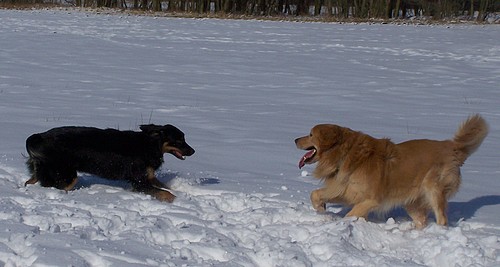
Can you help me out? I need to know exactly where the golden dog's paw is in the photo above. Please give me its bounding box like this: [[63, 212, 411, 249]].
[[310, 190, 327, 212], [312, 202, 327, 213]]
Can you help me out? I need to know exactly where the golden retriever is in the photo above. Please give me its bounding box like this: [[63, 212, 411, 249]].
[[295, 115, 488, 228]]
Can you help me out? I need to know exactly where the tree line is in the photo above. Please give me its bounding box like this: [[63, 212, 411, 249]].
[[2, 0, 499, 21]]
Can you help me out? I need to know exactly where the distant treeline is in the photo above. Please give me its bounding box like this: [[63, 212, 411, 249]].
[[2, 0, 499, 20]]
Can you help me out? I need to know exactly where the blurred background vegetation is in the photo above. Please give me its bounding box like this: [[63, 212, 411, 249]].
[[1, 0, 499, 21]]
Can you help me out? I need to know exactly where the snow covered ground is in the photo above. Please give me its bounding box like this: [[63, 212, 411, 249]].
[[0, 8, 499, 266]]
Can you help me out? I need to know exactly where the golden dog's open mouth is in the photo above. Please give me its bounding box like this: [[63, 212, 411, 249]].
[[299, 148, 317, 169]]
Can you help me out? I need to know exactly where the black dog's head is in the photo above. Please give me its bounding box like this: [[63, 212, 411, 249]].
[[140, 124, 195, 160]]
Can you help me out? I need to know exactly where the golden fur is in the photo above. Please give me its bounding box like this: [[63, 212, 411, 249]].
[[295, 114, 488, 228]]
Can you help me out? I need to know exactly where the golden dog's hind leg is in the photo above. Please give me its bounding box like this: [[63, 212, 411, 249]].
[[405, 202, 429, 229], [429, 191, 448, 226], [346, 199, 379, 219]]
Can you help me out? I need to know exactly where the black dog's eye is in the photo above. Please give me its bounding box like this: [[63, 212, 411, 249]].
[[173, 139, 184, 145]]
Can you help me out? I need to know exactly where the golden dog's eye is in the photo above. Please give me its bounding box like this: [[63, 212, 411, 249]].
[[309, 133, 312, 137]]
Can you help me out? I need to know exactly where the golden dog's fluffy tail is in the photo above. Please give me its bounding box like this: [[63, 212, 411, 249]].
[[453, 114, 489, 165]]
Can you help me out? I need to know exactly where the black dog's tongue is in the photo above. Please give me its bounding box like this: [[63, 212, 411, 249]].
[[174, 150, 186, 160], [299, 149, 316, 169]]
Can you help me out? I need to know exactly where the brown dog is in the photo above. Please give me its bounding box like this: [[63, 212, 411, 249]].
[[295, 115, 488, 228]]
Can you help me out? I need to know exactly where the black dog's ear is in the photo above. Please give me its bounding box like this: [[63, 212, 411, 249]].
[[140, 124, 162, 136], [162, 124, 178, 132], [162, 125, 185, 137]]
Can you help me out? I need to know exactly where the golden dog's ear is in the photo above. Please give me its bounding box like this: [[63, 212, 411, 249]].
[[314, 124, 343, 149]]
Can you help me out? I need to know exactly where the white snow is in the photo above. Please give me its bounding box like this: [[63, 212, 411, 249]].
[[1, 8, 500, 266]]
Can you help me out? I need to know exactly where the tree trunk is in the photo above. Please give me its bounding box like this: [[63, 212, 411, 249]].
[[326, 0, 332, 15], [314, 0, 322, 15], [152, 0, 161, 10], [469, 0, 474, 17], [394, 0, 400, 18]]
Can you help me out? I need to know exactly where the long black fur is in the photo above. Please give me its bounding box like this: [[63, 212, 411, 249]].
[[25, 124, 194, 201]]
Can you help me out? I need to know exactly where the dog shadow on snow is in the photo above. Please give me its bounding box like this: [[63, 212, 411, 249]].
[[73, 172, 179, 190], [447, 195, 500, 224], [73, 171, 220, 190], [325, 195, 500, 226]]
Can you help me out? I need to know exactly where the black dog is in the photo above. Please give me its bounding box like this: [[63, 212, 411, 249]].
[[25, 124, 195, 202]]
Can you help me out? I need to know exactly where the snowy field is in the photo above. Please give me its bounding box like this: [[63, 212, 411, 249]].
[[0, 9, 499, 266]]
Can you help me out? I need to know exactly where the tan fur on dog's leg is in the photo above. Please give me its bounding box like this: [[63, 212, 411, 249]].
[[152, 190, 176, 203], [430, 192, 448, 226], [24, 176, 38, 186], [405, 203, 428, 229], [146, 167, 169, 189], [145, 167, 176, 202], [63, 177, 78, 191], [310, 189, 327, 212], [346, 199, 379, 219]]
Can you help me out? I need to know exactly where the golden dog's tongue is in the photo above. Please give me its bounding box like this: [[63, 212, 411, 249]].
[[299, 149, 316, 169]]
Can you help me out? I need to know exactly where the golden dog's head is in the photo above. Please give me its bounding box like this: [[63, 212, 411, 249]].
[[295, 124, 344, 169]]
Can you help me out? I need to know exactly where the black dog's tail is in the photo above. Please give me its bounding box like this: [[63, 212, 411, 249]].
[[26, 134, 44, 159]]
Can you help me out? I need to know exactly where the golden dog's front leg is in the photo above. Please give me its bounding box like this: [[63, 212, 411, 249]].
[[345, 199, 379, 219], [310, 189, 327, 212], [311, 186, 346, 212]]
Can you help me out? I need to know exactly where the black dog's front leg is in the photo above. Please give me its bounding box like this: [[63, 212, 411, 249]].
[[130, 168, 176, 202]]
